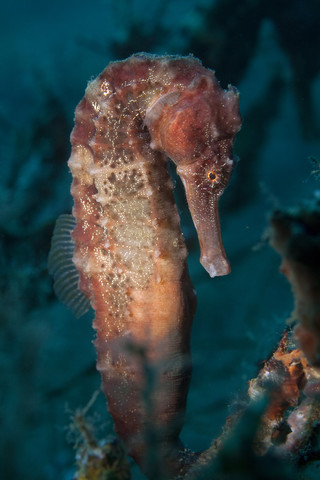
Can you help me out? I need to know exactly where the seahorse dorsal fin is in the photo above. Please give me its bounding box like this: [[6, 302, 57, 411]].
[[48, 214, 91, 318]]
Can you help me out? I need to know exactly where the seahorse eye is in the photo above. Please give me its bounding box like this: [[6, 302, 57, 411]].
[[207, 171, 218, 183]]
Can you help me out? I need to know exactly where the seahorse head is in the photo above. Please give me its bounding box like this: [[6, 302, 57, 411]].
[[145, 73, 241, 277]]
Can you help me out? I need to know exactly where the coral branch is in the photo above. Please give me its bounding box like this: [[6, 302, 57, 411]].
[[68, 392, 131, 480], [269, 200, 320, 366]]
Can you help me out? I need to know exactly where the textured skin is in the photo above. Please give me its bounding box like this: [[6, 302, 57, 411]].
[[68, 54, 241, 475]]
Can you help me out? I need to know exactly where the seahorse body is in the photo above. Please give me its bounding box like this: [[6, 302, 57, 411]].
[[68, 54, 241, 476]]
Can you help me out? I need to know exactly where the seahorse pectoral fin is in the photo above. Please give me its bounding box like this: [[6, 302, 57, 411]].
[[48, 214, 91, 318], [177, 167, 230, 278]]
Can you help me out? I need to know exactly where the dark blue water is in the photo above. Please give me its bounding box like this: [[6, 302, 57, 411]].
[[1, 1, 319, 478]]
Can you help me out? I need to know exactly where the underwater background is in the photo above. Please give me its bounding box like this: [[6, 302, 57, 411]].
[[1, 0, 320, 478]]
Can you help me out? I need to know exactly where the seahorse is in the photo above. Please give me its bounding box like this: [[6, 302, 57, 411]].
[[49, 54, 241, 477]]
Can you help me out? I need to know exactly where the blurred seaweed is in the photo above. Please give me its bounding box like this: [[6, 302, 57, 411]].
[[0, 80, 75, 479]]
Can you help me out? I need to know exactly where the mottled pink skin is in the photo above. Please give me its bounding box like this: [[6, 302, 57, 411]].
[[69, 54, 240, 476]]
